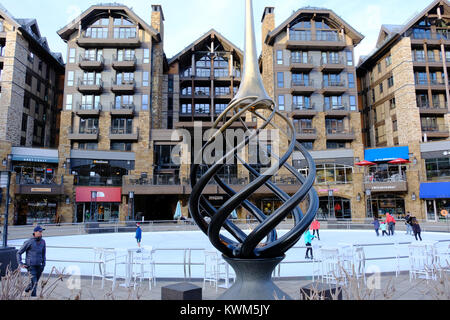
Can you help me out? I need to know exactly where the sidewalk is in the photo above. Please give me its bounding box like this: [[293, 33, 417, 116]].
[[14, 272, 449, 300]]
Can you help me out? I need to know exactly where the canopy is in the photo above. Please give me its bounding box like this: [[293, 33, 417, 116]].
[[355, 160, 376, 166], [388, 158, 411, 164]]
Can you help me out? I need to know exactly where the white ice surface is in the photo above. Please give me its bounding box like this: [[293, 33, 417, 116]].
[[10, 230, 450, 279]]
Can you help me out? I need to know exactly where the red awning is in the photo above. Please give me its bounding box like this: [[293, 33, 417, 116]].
[[76, 187, 122, 203], [388, 158, 411, 164], [355, 160, 376, 166]]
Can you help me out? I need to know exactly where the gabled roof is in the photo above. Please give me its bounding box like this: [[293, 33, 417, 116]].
[[168, 29, 244, 65], [358, 0, 450, 70], [0, 5, 64, 67], [265, 6, 364, 46], [57, 3, 161, 42]]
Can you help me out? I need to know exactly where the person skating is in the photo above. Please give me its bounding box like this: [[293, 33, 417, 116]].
[[304, 229, 316, 260], [405, 212, 413, 235], [386, 213, 396, 236], [412, 218, 422, 241], [371, 217, 380, 236], [380, 221, 388, 236], [310, 219, 321, 240], [16, 225, 46, 297], [135, 223, 142, 252]]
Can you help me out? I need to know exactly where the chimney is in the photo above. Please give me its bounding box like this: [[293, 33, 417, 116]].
[[151, 4, 165, 40]]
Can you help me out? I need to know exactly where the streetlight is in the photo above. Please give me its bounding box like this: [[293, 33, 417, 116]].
[[0, 154, 18, 277]]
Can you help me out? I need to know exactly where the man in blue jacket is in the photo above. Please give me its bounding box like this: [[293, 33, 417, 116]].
[[17, 225, 46, 297]]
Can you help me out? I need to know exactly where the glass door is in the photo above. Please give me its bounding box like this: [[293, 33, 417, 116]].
[[426, 200, 436, 222]]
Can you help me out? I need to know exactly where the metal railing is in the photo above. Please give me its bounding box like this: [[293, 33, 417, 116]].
[[79, 54, 104, 64], [111, 78, 136, 86], [326, 128, 355, 135], [69, 127, 99, 135], [112, 54, 137, 63], [289, 31, 312, 41], [290, 55, 313, 65], [320, 56, 345, 65], [15, 174, 64, 185], [322, 80, 346, 88], [77, 103, 102, 111], [74, 175, 122, 186], [78, 78, 103, 87], [324, 104, 349, 111], [292, 103, 316, 111], [291, 79, 314, 87], [417, 103, 447, 110], [364, 172, 406, 183], [111, 102, 135, 110], [422, 124, 449, 132]]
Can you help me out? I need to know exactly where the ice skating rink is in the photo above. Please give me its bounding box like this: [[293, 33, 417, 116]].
[[10, 230, 450, 279]]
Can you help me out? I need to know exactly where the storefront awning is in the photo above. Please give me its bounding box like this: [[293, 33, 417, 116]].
[[364, 146, 409, 162], [11, 155, 59, 163], [420, 182, 450, 199]]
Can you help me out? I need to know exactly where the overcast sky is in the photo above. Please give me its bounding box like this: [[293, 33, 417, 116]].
[[2, 0, 430, 63]]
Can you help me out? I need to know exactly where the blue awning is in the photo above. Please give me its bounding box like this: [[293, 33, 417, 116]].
[[364, 146, 409, 162], [420, 182, 450, 199], [11, 155, 59, 163]]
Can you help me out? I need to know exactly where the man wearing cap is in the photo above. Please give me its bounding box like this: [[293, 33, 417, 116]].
[[16, 225, 47, 297]]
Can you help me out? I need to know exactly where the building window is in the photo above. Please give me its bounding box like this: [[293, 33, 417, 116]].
[[78, 142, 98, 150], [25, 72, 33, 86], [293, 96, 311, 110], [195, 104, 210, 114], [27, 52, 34, 63], [23, 96, 31, 109], [426, 158, 450, 181], [389, 98, 396, 109], [277, 50, 283, 65], [111, 142, 132, 151], [300, 142, 313, 150], [142, 94, 149, 110], [21, 113, 28, 132], [326, 141, 346, 149], [115, 95, 134, 109], [346, 51, 353, 66], [385, 54, 392, 67], [66, 94, 73, 110], [143, 48, 150, 63], [379, 82, 383, 94], [377, 63, 381, 73], [392, 120, 398, 132], [348, 73, 355, 88], [142, 72, 149, 87], [349, 96, 357, 111], [387, 76, 394, 88], [278, 95, 285, 111], [86, 27, 108, 39], [277, 72, 284, 88], [67, 71, 74, 86], [181, 104, 192, 114]]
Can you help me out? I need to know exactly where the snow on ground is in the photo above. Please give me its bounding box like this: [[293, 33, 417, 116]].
[[9, 230, 450, 279]]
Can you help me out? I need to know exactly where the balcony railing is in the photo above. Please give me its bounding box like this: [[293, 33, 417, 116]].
[[110, 127, 135, 135], [289, 31, 312, 41], [364, 172, 406, 184], [316, 32, 343, 42], [111, 102, 135, 110], [78, 78, 103, 87], [421, 124, 449, 132], [320, 56, 345, 65], [417, 103, 447, 110], [324, 104, 348, 111], [78, 103, 102, 111], [74, 176, 123, 186], [291, 79, 314, 87], [326, 128, 354, 135], [415, 79, 447, 86], [322, 80, 346, 88], [79, 54, 104, 64], [112, 54, 137, 63], [295, 127, 316, 135], [16, 175, 64, 185], [196, 69, 211, 77], [290, 55, 313, 65], [292, 103, 315, 111], [77, 127, 99, 135], [214, 69, 229, 78]]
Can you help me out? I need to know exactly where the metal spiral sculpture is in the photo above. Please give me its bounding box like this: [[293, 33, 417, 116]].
[[189, 0, 319, 260]]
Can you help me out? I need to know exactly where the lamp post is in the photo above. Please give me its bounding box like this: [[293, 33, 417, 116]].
[[0, 154, 18, 277]]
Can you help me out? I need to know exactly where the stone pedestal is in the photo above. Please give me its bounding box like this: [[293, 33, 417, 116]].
[[161, 282, 202, 300], [300, 282, 342, 300], [218, 255, 291, 300], [0, 246, 18, 277]]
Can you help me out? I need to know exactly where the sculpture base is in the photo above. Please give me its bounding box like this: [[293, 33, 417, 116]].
[[0, 247, 18, 278], [218, 255, 291, 300]]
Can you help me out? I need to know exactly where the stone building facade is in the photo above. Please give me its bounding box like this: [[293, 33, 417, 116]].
[[357, 0, 450, 221]]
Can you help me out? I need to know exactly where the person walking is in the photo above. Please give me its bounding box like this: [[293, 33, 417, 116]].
[[405, 212, 413, 235], [371, 217, 380, 236], [304, 229, 316, 260], [380, 221, 388, 236], [310, 219, 321, 240], [412, 218, 422, 241], [16, 225, 46, 297], [135, 223, 142, 251]]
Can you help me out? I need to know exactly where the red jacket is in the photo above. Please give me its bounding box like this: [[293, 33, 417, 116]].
[[310, 220, 320, 230]]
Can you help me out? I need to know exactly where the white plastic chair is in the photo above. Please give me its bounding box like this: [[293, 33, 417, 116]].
[[203, 250, 227, 292], [393, 240, 401, 277], [131, 246, 156, 290], [91, 247, 104, 286], [320, 247, 346, 285], [93, 248, 126, 290], [353, 246, 366, 285], [311, 242, 322, 282], [408, 243, 436, 282], [337, 242, 354, 275]]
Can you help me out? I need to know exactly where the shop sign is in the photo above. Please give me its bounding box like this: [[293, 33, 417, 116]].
[[76, 187, 122, 202], [31, 188, 52, 193], [93, 160, 109, 164]]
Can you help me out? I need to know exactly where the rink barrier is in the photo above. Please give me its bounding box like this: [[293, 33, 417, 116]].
[[3, 217, 450, 241], [9, 239, 450, 280]]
